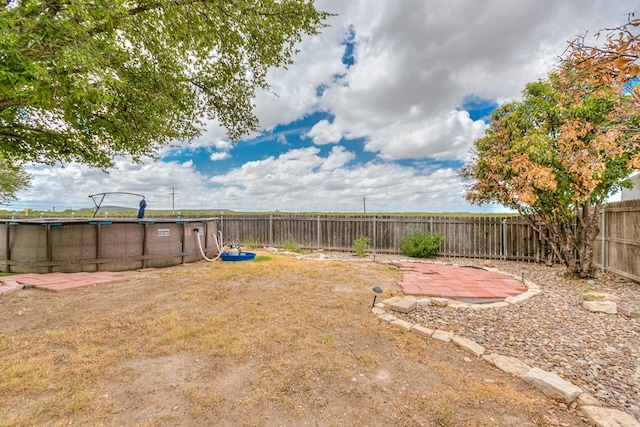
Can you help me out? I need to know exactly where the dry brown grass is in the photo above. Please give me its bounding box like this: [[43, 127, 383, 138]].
[[0, 252, 587, 426]]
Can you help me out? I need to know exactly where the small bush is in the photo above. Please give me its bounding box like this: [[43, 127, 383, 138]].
[[401, 231, 442, 258], [353, 236, 370, 258], [282, 237, 301, 253]]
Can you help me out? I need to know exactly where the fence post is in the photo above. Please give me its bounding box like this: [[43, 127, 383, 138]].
[[317, 214, 321, 250], [502, 218, 507, 260], [601, 205, 606, 272], [429, 217, 434, 234], [269, 212, 273, 247]]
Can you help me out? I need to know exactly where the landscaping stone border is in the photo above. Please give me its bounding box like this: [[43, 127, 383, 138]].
[[373, 294, 640, 427]]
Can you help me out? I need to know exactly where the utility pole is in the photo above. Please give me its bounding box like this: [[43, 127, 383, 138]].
[[363, 196, 367, 214], [170, 186, 177, 214]]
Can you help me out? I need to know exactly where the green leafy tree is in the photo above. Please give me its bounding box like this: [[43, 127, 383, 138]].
[[461, 75, 637, 278], [0, 0, 330, 169], [0, 154, 31, 204]]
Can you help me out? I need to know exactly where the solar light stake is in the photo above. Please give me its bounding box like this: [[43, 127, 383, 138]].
[[520, 266, 527, 283], [371, 286, 382, 307]]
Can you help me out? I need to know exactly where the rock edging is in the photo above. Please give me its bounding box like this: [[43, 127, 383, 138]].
[[582, 291, 640, 319], [372, 296, 640, 427]]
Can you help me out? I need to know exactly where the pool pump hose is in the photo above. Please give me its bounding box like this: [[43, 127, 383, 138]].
[[195, 228, 223, 262]]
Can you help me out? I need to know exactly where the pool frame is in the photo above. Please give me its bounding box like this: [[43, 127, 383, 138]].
[[0, 218, 219, 273]]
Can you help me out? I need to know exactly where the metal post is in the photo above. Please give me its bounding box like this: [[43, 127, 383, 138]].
[[372, 215, 377, 261], [180, 223, 186, 264], [142, 222, 148, 269], [203, 220, 209, 257], [46, 224, 52, 273], [96, 222, 102, 271], [269, 212, 273, 247]]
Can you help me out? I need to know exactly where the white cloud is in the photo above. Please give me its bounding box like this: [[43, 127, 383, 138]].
[[209, 152, 231, 161], [364, 110, 488, 161], [305, 119, 343, 145], [205, 147, 488, 213], [175, 0, 636, 160], [321, 146, 355, 171], [284, 0, 636, 163], [13, 148, 508, 213], [16, 158, 211, 211], [251, 19, 350, 130]]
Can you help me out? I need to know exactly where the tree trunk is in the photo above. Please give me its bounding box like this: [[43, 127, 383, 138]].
[[573, 202, 601, 278], [525, 202, 601, 279]]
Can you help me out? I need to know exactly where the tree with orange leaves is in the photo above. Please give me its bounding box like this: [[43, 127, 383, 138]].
[[563, 13, 640, 169], [460, 75, 637, 278]]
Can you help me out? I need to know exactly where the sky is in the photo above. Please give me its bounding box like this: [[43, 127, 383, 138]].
[[9, 0, 638, 214]]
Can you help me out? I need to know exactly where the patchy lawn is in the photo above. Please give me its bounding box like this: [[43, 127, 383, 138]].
[[0, 252, 587, 426]]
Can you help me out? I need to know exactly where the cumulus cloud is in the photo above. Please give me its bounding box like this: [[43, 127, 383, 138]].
[[321, 146, 356, 171], [210, 152, 231, 161], [18, 158, 211, 211], [301, 0, 634, 162], [304, 119, 343, 145], [364, 110, 488, 161], [205, 146, 484, 212]]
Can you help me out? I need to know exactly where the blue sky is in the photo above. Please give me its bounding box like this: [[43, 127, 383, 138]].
[[10, 0, 636, 213]]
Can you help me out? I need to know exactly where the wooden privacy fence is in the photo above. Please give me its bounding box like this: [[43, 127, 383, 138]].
[[593, 199, 640, 283], [218, 213, 548, 261], [3, 202, 638, 280]]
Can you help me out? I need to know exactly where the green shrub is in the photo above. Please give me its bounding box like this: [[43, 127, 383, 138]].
[[401, 231, 442, 258], [282, 237, 301, 253], [352, 236, 370, 258]]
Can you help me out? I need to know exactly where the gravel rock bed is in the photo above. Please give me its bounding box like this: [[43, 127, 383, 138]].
[[399, 257, 640, 420], [300, 251, 640, 420]]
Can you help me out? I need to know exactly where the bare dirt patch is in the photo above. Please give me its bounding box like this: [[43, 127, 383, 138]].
[[0, 252, 589, 426]]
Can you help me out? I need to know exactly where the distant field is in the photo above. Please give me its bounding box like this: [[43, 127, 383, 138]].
[[0, 209, 516, 218]]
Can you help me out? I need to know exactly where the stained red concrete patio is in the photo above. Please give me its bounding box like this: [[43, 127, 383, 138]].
[[393, 262, 527, 302], [0, 272, 126, 293]]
